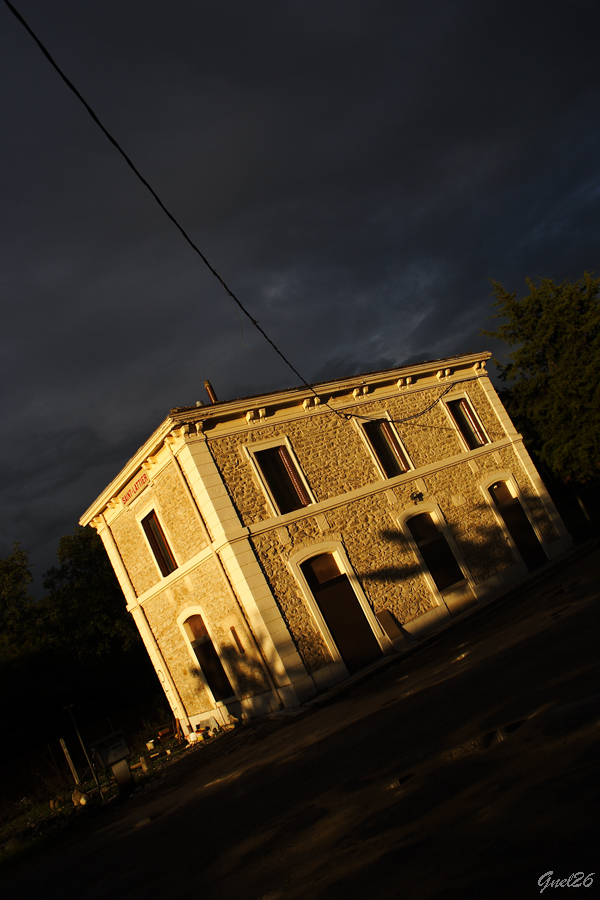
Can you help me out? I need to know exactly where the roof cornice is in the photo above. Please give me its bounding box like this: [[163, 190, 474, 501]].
[[80, 350, 491, 526], [170, 351, 492, 426], [80, 416, 176, 526]]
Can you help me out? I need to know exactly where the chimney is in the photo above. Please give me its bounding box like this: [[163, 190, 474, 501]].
[[204, 380, 218, 404]]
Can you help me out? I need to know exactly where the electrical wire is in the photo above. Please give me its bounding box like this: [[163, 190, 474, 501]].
[[3, 0, 327, 404], [4, 0, 484, 432]]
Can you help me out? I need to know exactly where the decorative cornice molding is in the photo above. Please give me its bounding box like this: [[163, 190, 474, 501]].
[[80, 351, 492, 527]]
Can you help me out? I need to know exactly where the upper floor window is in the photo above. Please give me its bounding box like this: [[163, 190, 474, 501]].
[[446, 397, 488, 450], [141, 510, 178, 577], [361, 419, 411, 478], [254, 444, 311, 515]]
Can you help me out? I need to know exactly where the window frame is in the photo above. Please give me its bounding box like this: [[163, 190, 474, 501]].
[[354, 414, 413, 480], [395, 503, 475, 604], [443, 393, 490, 452], [479, 471, 547, 566], [137, 506, 179, 579], [177, 606, 238, 706], [244, 436, 315, 518], [287, 541, 391, 667]]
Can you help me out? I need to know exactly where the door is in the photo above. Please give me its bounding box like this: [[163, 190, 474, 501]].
[[184, 614, 235, 702], [489, 481, 547, 571], [406, 512, 477, 616], [301, 553, 382, 674]]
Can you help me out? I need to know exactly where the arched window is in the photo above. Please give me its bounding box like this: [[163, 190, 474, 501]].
[[183, 614, 234, 702]]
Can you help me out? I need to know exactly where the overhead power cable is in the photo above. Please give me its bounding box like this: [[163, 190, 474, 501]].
[[3, 0, 322, 401], [5, 0, 484, 431]]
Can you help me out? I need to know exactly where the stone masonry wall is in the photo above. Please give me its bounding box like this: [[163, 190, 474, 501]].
[[248, 447, 550, 675], [208, 381, 506, 528], [143, 556, 271, 717], [109, 461, 208, 597], [152, 462, 208, 563], [110, 507, 158, 597]]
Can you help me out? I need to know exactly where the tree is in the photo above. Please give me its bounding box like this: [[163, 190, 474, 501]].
[[42, 525, 140, 661], [0, 543, 34, 636], [484, 273, 600, 485]]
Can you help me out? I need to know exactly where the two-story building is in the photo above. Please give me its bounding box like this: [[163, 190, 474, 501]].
[[80, 352, 571, 735]]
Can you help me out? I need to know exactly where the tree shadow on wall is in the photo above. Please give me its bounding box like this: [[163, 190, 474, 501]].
[[220, 644, 272, 696], [188, 644, 271, 700], [362, 498, 534, 586]]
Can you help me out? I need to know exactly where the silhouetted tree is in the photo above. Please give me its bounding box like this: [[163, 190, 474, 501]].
[[42, 525, 139, 661], [0, 543, 34, 635], [484, 273, 600, 485]]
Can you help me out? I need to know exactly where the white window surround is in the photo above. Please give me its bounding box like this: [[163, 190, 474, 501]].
[[243, 435, 316, 518], [393, 502, 475, 604], [442, 392, 490, 452], [176, 606, 239, 706], [478, 471, 547, 557], [352, 413, 413, 481], [134, 502, 180, 580], [287, 541, 391, 667]]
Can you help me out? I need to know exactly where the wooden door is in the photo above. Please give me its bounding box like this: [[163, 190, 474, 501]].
[[302, 554, 382, 674], [489, 482, 547, 571]]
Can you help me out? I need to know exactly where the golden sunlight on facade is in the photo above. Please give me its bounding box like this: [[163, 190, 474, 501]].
[[80, 352, 571, 736]]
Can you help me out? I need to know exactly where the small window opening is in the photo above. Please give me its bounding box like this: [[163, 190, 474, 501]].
[[362, 420, 411, 477], [141, 511, 177, 577], [254, 445, 311, 514], [447, 398, 488, 450]]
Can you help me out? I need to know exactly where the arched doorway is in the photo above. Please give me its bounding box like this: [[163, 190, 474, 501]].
[[301, 553, 382, 674], [183, 614, 235, 702], [407, 512, 465, 591], [489, 481, 547, 570], [406, 511, 476, 616]]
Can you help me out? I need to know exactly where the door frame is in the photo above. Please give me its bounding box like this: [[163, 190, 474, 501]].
[[394, 501, 476, 609], [288, 541, 393, 667], [479, 470, 548, 566]]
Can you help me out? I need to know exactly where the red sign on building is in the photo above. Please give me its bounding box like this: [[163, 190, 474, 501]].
[[120, 471, 149, 506]]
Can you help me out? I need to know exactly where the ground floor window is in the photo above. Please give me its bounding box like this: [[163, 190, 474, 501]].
[[183, 614, 235, 702]]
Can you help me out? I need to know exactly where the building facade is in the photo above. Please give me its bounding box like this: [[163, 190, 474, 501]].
[[80, 352, 571, 734]]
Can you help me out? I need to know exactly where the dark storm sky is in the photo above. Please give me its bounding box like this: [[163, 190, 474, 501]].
[[2, 0, 600, 592]]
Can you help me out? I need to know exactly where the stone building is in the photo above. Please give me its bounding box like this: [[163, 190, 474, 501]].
[[80, 351, 571, 734]]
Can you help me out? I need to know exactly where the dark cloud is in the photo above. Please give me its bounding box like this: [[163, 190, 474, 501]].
[[2, 0, 600, 592]]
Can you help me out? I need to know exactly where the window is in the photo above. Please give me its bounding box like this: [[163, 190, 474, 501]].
[[183, 614, 234, 702], [446, 398, 488, 450], [254, 445, 311, 514], [407, 512, 465, 592], [489, 481, 547, 570], [361, 419, 411, 477], [141, 510, 178, 577]]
